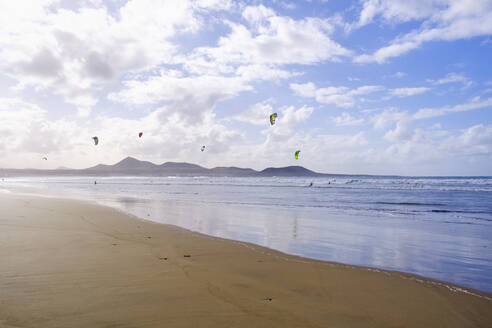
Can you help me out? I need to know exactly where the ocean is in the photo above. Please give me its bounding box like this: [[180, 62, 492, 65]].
[[2, 175, 492, 293]]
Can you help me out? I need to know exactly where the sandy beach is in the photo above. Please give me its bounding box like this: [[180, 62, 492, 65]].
[[1, 192, 491, 328]]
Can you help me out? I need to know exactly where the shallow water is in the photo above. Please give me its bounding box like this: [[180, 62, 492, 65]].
[[2, 175, 492, 293]]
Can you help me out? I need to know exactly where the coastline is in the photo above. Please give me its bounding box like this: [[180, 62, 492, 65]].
[[1, 191, 491, 327]]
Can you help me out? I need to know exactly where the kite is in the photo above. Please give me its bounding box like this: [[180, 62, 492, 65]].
[[294, 150, 300, 160], [269, 113, 277, 126], [201, 146, 206, 152], [92, 136, 99, 146], [139, 132, 143, 138]]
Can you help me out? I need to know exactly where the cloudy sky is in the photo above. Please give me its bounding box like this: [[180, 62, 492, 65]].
[[1, 0, 491, 175]]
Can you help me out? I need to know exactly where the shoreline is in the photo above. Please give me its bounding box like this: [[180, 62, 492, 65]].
[[2, 184, 492, 299], [4, 183, 492, 295], [1, 191, 491, 327]]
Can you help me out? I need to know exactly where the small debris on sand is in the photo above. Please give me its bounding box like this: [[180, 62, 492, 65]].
[[159, 257, 168, 260], [183, 254, 191, 258], [263, 298, 273, 301]]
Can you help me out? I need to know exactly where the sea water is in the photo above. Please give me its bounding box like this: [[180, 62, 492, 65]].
[[2, 175, 492, 293]]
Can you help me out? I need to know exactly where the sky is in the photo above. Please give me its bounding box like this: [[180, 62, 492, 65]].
[[0, 0, 491, 175]]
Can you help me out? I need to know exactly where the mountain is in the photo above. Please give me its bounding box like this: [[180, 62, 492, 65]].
[[87, 156, 157, 171], [0, 157, 329, 177], [210, 167, 257, 176], [258, 166, 323, 177], [160, 162, 203, 169]]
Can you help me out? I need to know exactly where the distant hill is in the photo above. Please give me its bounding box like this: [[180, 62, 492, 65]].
[[87, 157, 158, 171], [0, 157, 329, 177], [210, 167, 257, 176], [258, 166, 324, 177], [56, 166, 73, 170]]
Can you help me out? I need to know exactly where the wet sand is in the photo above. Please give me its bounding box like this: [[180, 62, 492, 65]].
[[0, 192, 491, 327]]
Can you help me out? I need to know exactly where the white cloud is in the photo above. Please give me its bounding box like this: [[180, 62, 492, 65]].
[[235, 64, 298, 82], [290, 82, 384, 107], [332, 112, 364, 126], [266, 105, 314, 137], [189, 5, 351, 70], [383, 119, 413, 142], [375, 123, 492, 173], [195, 0, 233, 10], [389, 87, 430, 97], [279, 2, 296, 10], [392, 72, 406, 78], [352, 0, 446, 28], [413, 97, 492, 119], [0, 97, 90, 167], [371, 98, 492, 125], [233, 101, 275, 125], [290, 82, 317, 98], [242, 4, 276, 24], [316, 132, 368, 149], [441, 124, 492, 155], [428, 72, 473, 88], [371, 97, 492, 150], [0, 0, 202, 114], [243, 130, 368, 172], [108, 70, 252, 123], [353, 0, 492, 63], [370, 108, 408, 129]]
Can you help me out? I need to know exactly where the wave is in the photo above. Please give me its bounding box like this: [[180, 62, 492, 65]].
[[5, 175, 492, 192], [376, 201, 445, 206]]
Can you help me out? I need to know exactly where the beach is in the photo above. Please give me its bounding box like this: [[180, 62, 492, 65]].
[[1, 192, 491, 327]]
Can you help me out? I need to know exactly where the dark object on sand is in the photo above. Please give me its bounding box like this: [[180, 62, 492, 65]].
[[183, 254, 191, 257], [159, 257, 168, 260], [264, 298, 272, 301]]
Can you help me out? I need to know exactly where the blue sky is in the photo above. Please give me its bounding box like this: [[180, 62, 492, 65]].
[[0, 0, 491, 175]]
